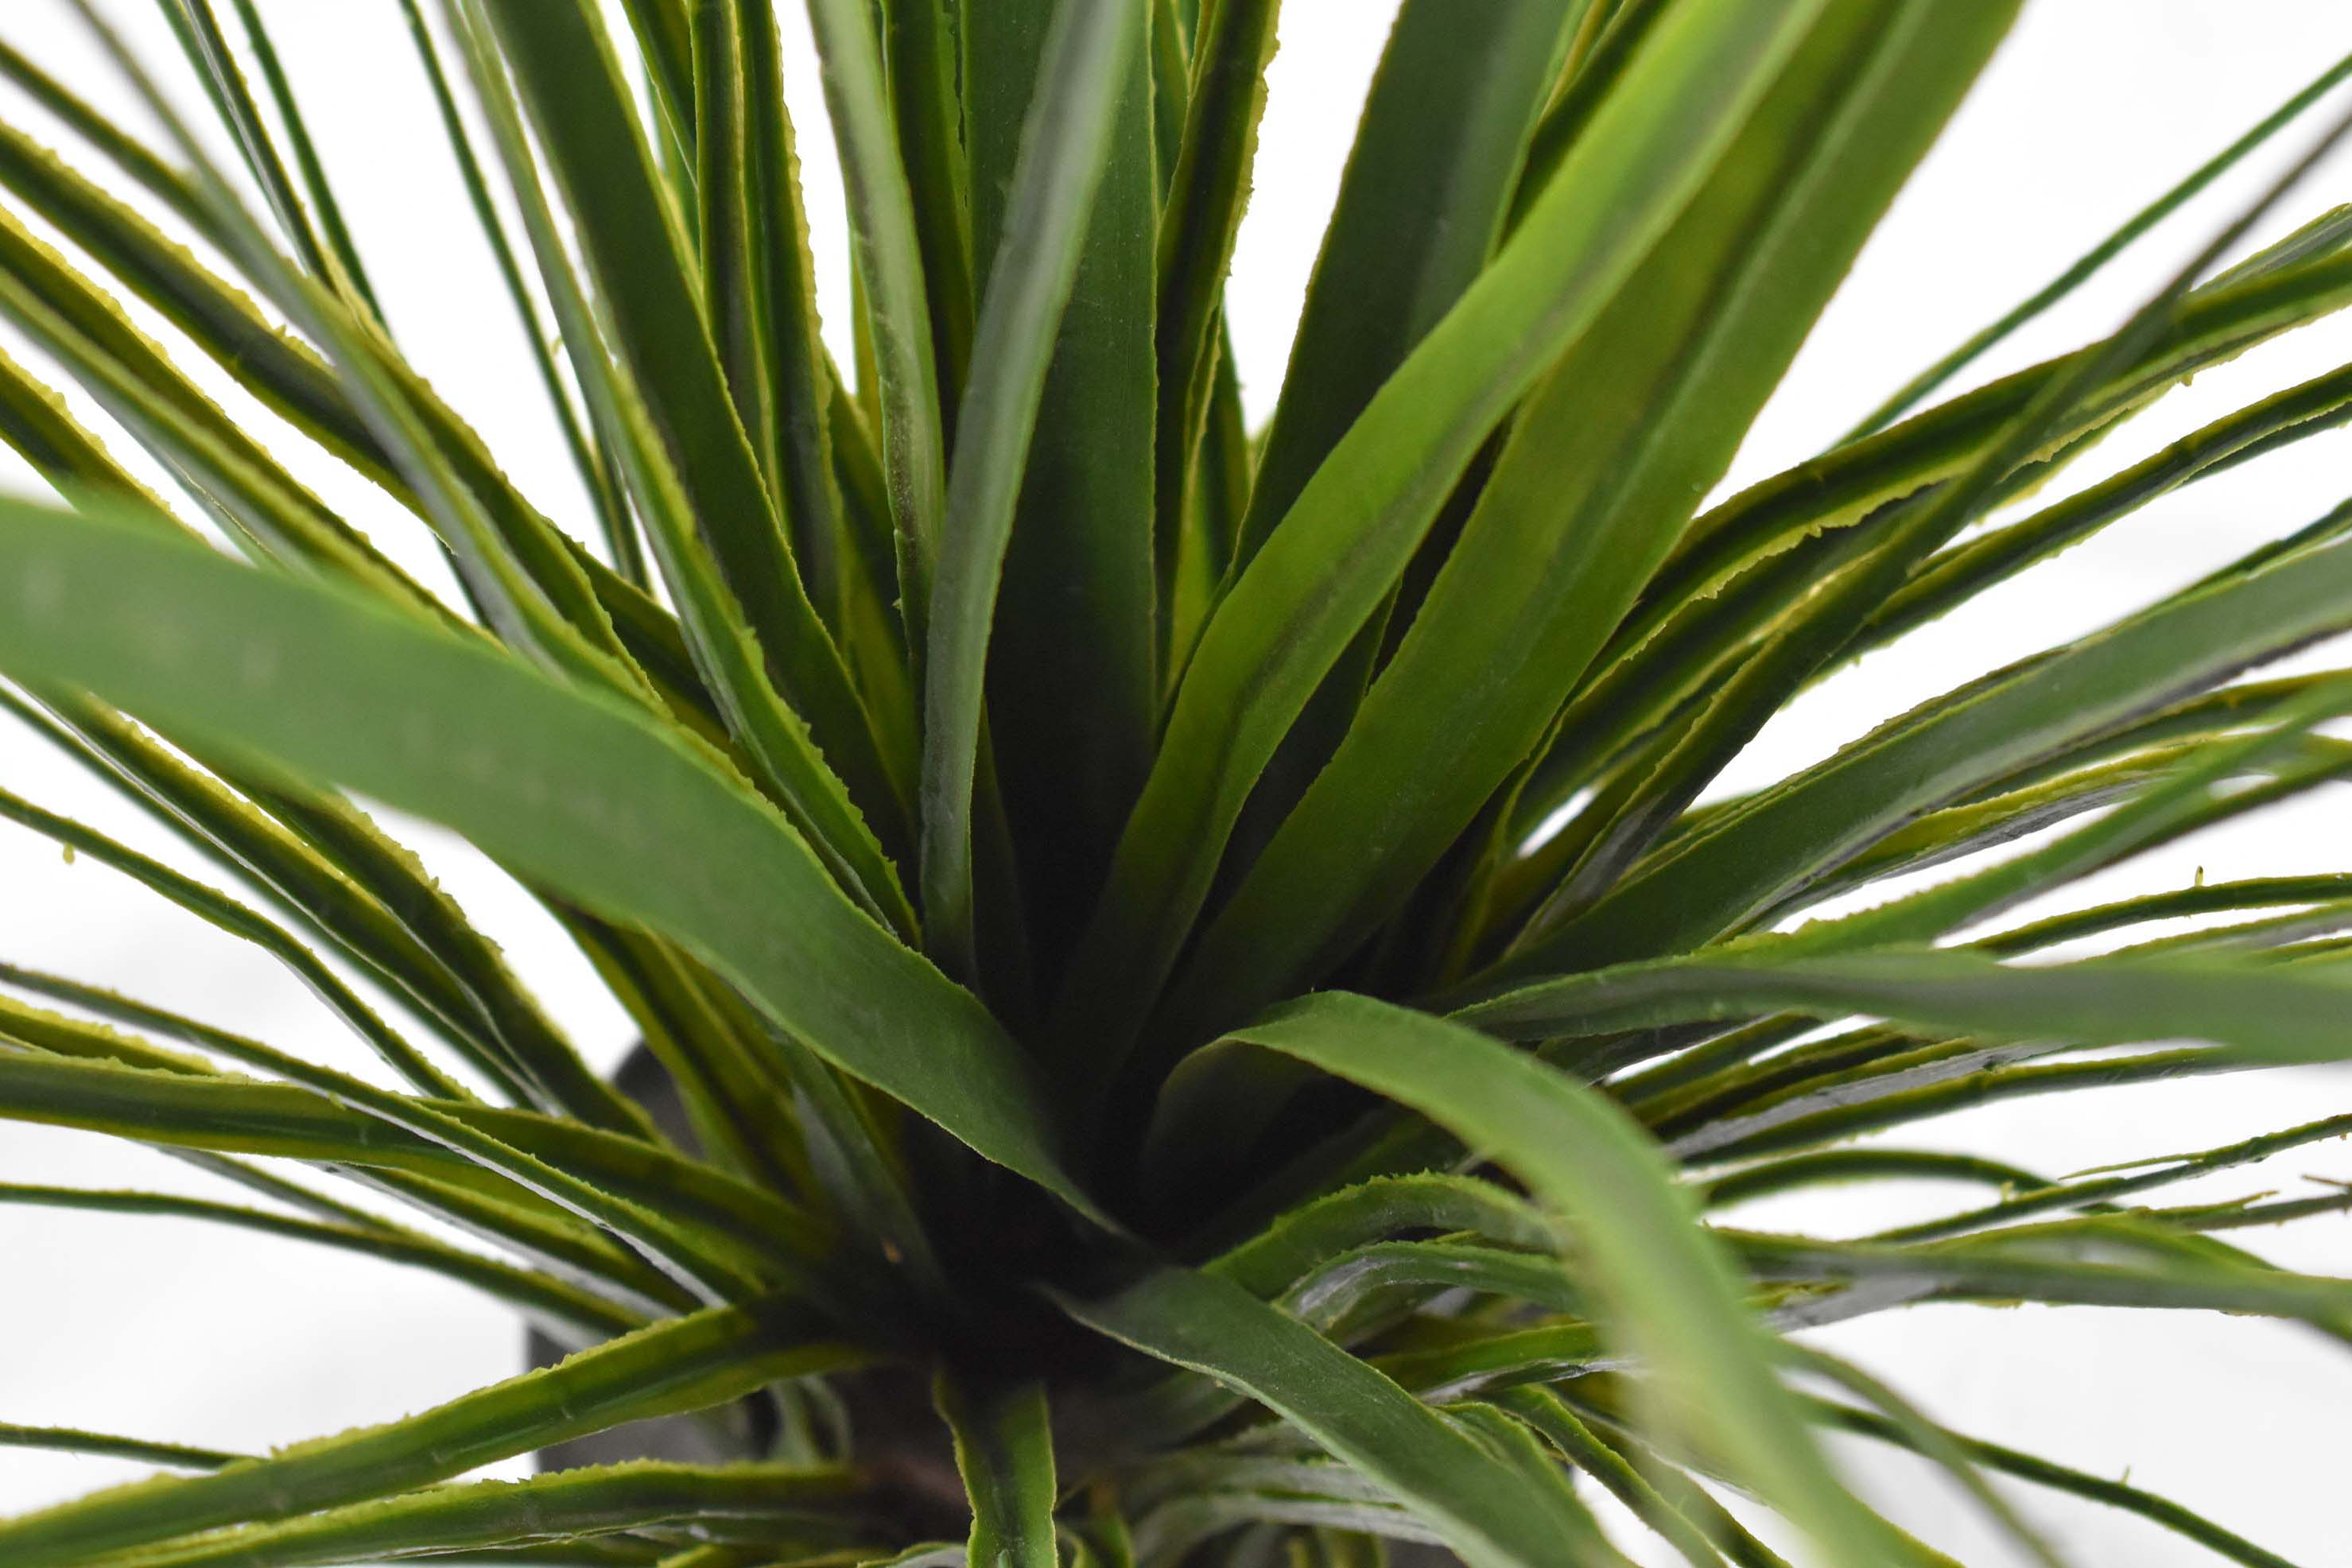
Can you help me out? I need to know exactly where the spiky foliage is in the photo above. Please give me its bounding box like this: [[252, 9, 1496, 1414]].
[[2, 0, 2352, 1562]]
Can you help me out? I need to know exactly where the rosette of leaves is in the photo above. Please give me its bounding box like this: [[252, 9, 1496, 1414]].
[[1, 0, 2351, 1564]]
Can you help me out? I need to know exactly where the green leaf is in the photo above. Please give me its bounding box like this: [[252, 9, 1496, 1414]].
[[800, 0, 947, 642], [973, 0, 1160, 988], [1857, 355, 2352, 658], [0, 966, 810, 1292], [1194, 0, 1583, 976], [937, 1376, 1058, 1568], [1232, 0, 1582, 571], [1052, 0, 1834, 1093], [473, 0, 908, 867], [1843, 45, 2352, 437], [86, 1461, 864, 1568], [1207, 1174, 1553, 1299], [446, 0, 915, 935], [1057, 1264, 1631, 1568], [1150, 0, 1279, 631], [1587, 245, 2352, 742], [1197, 992, 1901, 1567], [0, 1298, 857, 1568], [0, 1426, 241, 1473], [1505, 470, 2352, 976], [883, 0, 976, 416], [918, 0, 1147, 978], [0, 34, 218, 244], [1807, 1397, 2299, 1568], [1169, 0, 2020, 1045], [1779, 1345, 2063, 1568], [157, 0, 344, 303], [394, 0, 638, 581], [218, 0, 382, 318], [0, 497, 1101, 1226], [739, 0, 860, 635], [1492, 1388, 1730, 1568], [0, 1182, 639, 1341], [1457, 942, 2352, 1073], [0, 782, 468, 1101]]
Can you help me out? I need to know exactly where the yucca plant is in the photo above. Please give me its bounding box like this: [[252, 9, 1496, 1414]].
[[8, 0, 2352, 1561]]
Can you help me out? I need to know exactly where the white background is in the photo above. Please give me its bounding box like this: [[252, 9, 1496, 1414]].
[[3, 2, 2352, 1563]]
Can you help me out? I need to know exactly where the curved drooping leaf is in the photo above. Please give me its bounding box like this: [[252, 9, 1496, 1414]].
[[1573, 243, 2352, 739], [1490, 1388, 1730, 1568], [1194, 992, 1903, 1568], [1877, 1105, 2352, 1246], [1207, 1174, 1552, 1299], [0, 782, 466, 1100], [1807, 1396, 2299, 1568], [1058, 1265, 1632, 1568], [1779, 1345, 2063, 1568], [1504, 107, 2352, 950], [0, 498, 1099, 1225], [0, 986, 794, 1294]]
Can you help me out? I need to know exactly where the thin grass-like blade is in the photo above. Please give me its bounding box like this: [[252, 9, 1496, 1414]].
[[394, 0, 638, 581], [1845, 45, 2352, 438], [0, 1183, 638, 1340], [0, 784, 467, 1100], [1506, 493, 2352, 977], [1804, 1396, 2298, 1567], [0, 1426, 241, 1473], [1492, 1388, 1730, 1568], [219, 0, 382, 317]]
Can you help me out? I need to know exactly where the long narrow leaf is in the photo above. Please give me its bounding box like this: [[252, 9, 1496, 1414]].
[[918, 0, 1146, 977]]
